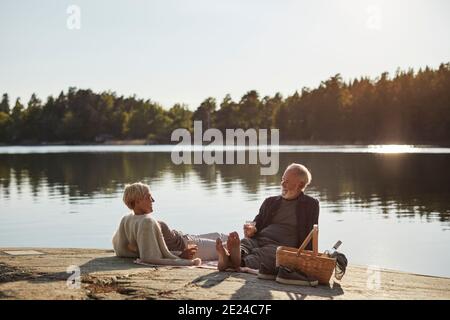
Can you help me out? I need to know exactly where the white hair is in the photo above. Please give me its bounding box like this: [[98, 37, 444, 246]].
[[286, 163, 312, 190]]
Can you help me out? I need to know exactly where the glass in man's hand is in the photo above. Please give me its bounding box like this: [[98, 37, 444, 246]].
[[244, 220, 256, 238]]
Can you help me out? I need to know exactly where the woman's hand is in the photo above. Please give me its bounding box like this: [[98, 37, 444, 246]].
[[192, 258, 202, 266], [127, 242, 138, 253], [179, 246, 198, 259]]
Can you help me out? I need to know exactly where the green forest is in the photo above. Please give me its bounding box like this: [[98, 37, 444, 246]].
[[1, 63, 449, 145]]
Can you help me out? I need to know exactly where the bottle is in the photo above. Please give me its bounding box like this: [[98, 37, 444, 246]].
[[324, 240, 342, 257]]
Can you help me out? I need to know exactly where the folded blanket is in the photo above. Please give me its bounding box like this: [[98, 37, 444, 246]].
[[135, 258, 217, 269], [134, 258, 259, 274]]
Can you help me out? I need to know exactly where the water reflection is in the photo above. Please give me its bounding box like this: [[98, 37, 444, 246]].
[[1, 151, 449, 223]]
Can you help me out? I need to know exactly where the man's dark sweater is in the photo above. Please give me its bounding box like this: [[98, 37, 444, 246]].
[[256, 198, 298, 247], [253, 192, 320, 250]]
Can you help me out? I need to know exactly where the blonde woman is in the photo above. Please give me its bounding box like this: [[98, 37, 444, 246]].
[[112, 182, 201, 266]]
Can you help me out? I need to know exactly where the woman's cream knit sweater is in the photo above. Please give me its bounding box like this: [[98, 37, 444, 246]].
[[112, 213, 199, 266]]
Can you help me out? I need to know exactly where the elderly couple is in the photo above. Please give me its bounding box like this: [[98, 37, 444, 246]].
[[112, 163, 319, 275]]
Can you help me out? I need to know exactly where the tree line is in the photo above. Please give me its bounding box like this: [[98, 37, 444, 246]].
[[1, 63, 449, 144]]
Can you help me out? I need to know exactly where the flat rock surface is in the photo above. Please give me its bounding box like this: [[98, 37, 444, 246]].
[[1, 248, 449, 300]]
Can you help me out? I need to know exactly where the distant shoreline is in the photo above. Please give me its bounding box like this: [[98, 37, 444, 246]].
[[0, 139, 449, 148]]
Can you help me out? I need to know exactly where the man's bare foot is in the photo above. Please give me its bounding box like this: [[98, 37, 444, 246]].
[[227, 232, 242, 271], [216, 238, 231, 271]]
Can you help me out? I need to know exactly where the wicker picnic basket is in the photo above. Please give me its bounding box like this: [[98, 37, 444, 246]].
[[276, 224, 336, 284]]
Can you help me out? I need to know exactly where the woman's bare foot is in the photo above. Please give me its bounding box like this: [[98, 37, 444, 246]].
[[227, 232, 242, 271], [216, 238, 231, 271]]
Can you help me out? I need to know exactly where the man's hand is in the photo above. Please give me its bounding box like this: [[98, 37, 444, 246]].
[[243, 224, 257, 238], [179, 246, 198, 259]]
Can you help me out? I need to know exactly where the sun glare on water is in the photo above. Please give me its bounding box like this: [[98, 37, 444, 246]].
[[368, 145, 417, 154]]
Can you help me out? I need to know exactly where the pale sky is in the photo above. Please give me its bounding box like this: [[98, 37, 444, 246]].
[[1, 0, 449, 110]]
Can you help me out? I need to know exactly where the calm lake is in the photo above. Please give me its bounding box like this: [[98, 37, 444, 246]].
[[1, 145, 449, 277]]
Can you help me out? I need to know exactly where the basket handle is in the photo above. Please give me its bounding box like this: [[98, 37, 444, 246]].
[[297, 224, 319, 256]]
